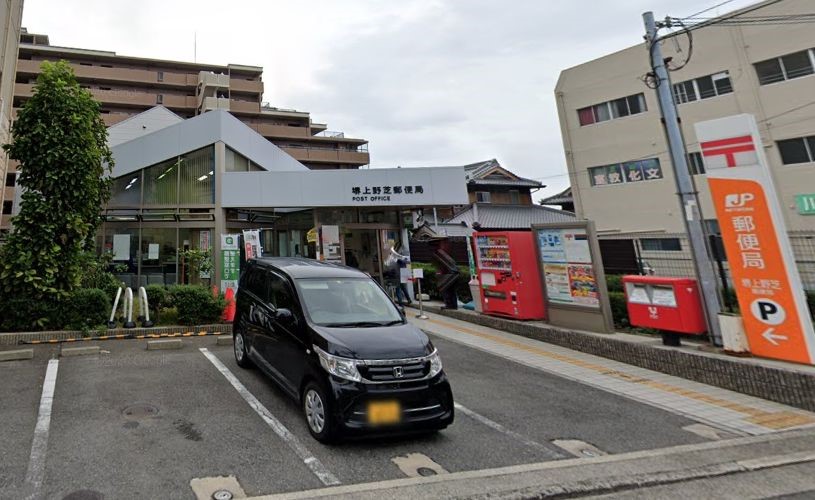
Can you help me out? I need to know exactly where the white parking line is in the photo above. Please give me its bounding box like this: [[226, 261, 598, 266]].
[[453, 403, 567, 460], [25, 358, 59, 499], [199, 348, 341, 487]]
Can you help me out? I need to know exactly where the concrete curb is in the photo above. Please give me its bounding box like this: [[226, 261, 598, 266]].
[[417, 304, 815, 412], [60, 346, 100, 357], [147, 339, 183, 350], [0, 324, 231, 346], [0, 348, 34, 362]]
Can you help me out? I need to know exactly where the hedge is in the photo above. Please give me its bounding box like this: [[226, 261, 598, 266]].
[[410, 263, 473, 303], [167, 285, 225, 325]]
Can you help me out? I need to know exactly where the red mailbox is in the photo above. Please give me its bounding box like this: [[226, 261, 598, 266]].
[[622, 275, 707, 335]]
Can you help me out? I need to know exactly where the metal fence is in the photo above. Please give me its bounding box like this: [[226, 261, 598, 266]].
[[598, 231, 815, 296]]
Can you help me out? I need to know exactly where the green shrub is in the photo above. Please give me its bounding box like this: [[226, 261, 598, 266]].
[[61, 288, 110, 330], [607, 291, 629, 329], [78, 252, 121, 302], [605, 275, 624, 293], [167, 285, 225, 325], [144, 284, 168, 321], [0, 297, 61, 332], [411, 263, 439, 299]]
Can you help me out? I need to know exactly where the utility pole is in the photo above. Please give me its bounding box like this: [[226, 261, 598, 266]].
[[643, 11, 723, 346]]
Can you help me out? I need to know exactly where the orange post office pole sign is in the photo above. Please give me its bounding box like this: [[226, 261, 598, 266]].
[[695, 115, 815, 365]]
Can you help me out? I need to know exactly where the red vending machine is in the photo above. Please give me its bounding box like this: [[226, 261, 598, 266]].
[[474, 231, 546, 320]]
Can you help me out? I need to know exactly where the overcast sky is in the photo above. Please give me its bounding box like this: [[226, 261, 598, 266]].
[[22, 0, 756, 200]]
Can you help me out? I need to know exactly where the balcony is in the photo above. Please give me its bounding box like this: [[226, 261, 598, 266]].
[[102, 113, 133, 126], [229, 78, 263, 95], [198, 71, 229, 89], [16, 59, 198, 88], [1, 214, 12, 229], [4, 186, 14, 203], [15, 83, 197, 110], [280, 146, 370, 166], [249, 122, 311, 139], [201, 96, 230, 112], [229, 99, 260, 114]]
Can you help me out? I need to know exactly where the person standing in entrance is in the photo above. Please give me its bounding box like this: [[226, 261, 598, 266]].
[[390, 246, 412, 306]]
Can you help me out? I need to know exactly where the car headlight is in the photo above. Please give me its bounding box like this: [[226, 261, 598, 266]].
[[428, 350, 443, 378], [314, 346, 361, 382]]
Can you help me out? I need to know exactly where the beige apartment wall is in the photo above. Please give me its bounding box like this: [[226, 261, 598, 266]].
[[556, 0, 815, 234], [0, 0, 23, 231]]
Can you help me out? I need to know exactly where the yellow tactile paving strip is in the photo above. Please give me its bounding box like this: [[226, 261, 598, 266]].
[[425, 317, 815, 431]]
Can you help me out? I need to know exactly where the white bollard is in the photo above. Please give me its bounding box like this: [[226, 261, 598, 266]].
[[123, 288, 136, 328], [138, 286, 154, 327]]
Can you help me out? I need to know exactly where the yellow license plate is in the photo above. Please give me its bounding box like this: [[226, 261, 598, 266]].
[[367, 400, 401, 425]]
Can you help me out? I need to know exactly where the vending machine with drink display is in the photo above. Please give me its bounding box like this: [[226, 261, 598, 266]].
[[474, 231, 546, 320]]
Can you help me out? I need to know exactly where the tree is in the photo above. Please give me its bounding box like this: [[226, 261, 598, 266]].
[[0, 60, 112, 300]]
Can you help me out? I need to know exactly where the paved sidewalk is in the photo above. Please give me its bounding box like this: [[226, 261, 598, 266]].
[[410, 310, 815, 437]]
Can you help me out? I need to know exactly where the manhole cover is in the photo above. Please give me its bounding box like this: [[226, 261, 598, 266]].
[[212, 490, 233, 500], [122, 404, 159, 420], [417, 467, 437, 477]]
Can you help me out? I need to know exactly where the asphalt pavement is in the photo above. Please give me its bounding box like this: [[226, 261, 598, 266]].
[[0, 332, 741, 499]]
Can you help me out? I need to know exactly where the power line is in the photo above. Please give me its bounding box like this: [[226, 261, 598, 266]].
[[683, 0, 737, 19]]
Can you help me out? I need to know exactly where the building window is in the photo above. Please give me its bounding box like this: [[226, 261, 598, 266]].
[[2, 201, 12, 215], [225, 147, 252, 172], [476, 191, 491, 203], [143, 157, 180, 205], [509, 190, 520, 204], [156, 94, 164, 104], [577, 93, 646, 126], [641, 238, 682, 252], [178, 147, 215, 204], [687, 152, 706, 175], [589, 158, 663, 186], [157, 71, 164, 82], [777, 136, 815, 164], [672, 71, 732, 104], [5, 173, 15, 187], [755, 49, 815, 85]]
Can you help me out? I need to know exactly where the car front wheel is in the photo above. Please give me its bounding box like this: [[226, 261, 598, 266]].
[[303, 381, 336, 443]]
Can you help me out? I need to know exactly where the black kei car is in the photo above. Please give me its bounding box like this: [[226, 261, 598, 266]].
[[233, 257, 454, 443]]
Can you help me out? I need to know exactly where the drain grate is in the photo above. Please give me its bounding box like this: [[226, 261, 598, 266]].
[[122, 404, 159, 420]]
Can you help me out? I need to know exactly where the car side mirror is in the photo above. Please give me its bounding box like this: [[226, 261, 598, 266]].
[[275, 308, 296, 324]]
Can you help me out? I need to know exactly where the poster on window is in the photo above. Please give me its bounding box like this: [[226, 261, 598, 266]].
[[242, 230, 261, 260], [221, 234, 240, 294], [543, 263, 571, 304], [321, 225, 342, 263], [567, 264, 600, 306], [562, 229, 591, 263], [113, 234, 130, 261]]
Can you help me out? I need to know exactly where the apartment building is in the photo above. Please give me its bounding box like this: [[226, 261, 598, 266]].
[[0, 1, 23, 233], [556, 0, 815, 238], [2, 29, 371, 234]]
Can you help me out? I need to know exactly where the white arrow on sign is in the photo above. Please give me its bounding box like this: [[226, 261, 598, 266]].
[[762, 328, 788, 346]]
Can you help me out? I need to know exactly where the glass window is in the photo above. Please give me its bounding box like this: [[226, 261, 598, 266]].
[[578, 107, 595, 126], [687, 152, 706, 175], [295, 278, 402, 326], [476, 191, 491, 203], [777, 138, 811, 164], [5, 173, 15, 187], [755, 58, 785, 85], [141, 227, 178, 285], [781, 50, 813, 79], [672, 81, 696, 104], [593, 102, 610, 122], [143, 157, 179, 205], [509, 190, 520, 204], [610, 97, 629, 118], [641, 238, 682, 251], [109, 172, 142, 206], [696, 75, 715, 99], [269, 272, 295, 310], [225, 147, 251, 172], [712, 72, 733, 95], [244, 267, 269, 300], [179, 146, 214, 204], [627, 94, 646, 114]]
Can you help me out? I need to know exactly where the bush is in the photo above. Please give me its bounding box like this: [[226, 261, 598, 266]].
[[78, 252, 121, 302], [144, 284, 168, 320], [607, 291, 629, 329], [605, 275, 624, 293], [411, 263, 439, 299], [61, 288, 110, 330], [0, 297, 61, 332], [167, 285, 225, 325]]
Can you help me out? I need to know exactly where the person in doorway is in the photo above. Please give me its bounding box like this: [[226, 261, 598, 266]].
[[390, 246, 412, 306]]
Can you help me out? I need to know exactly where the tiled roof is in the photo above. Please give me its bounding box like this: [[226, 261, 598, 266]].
[[445, 203, 577, 229], [469, 178, 542, 188], [540, 186, 573, 204], [459, 159, 543, 188]]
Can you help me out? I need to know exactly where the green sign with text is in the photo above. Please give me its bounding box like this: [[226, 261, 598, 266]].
[[796, 194, 815, 215]]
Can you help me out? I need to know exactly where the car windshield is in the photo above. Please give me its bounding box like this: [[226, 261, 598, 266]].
[[296, 277, 403, 327]]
